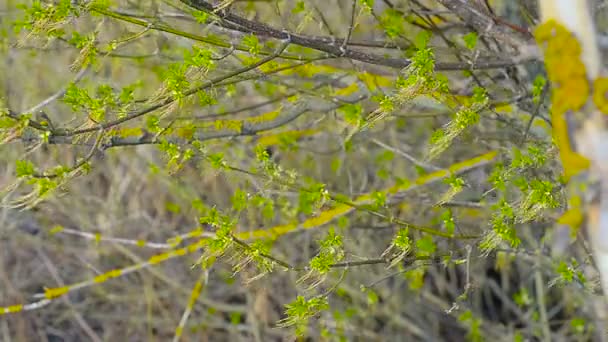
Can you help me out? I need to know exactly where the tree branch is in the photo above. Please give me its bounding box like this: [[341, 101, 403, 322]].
[[179, 0, 535, 70], [436, 0, 533, 47]]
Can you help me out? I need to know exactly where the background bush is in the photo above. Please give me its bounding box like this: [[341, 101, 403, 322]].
[[0, 0, 605, 341]]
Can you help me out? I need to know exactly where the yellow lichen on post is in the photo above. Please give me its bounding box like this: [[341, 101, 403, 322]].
[[537, 1, 608, 301], [534, 19, 591, 180], [539, 1, 602, 79], [592, 77, 608, 114]]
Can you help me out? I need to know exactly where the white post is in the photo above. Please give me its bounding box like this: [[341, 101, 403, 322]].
[[539, 0, 608, 308]]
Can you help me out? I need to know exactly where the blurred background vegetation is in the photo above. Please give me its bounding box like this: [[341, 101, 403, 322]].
[[1, 0, 608, 341]]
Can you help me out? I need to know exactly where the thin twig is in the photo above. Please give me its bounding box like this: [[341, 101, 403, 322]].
[[35, 248, 103, 342], [22, 67, 89, 115], [178, 0, 535, 70], [54, 38, 292, 137], [340, 0, 357, 55], [371, 138, 441, 171]]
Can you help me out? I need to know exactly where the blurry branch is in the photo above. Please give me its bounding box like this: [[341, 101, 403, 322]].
[[48, 71, 361, 150], [91, 6, 308, 61], [534, 250, 551, 341], [113, 243, 247, 313], [31, 59, 328, 150], [173, 270, 209, 342], [51, 37, 291, 137], [178, 0, 537, 70], [22, 67, 89, 115], [407, 0, 486, 85], [51, 81, 365, 150], [122, 7, 413, 51], [52, 226, 176, 249], [35, 248, 103, 342], [0, 150, 496, 316], [230, 235, 295, 270], [371, 138, 441, 171], [32, 127, 104, 180], [224, 151, 498, 240], [187, 91, 300, 120], [434, 0, 541, 72], [341, 0, 357, 52], [433, 200, 485, 209], [364, 260, 438, 288], [329, 258, 388, 268], [436, 0, 533, 47], [521, 81, 548, 144]]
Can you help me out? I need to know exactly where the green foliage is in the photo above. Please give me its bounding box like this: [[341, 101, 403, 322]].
[[441, 209, 456, 235], [555, 259, 586, 286], [298, 181, 328, 215], [532, 75, 547, 104], [184, 46, 215, 70], [163, 63, 190, 100], [393, 228, 411, 252], [242, 34, 261, 55], [359, 0, 374, 11], [379, 9, 406, 39], [511, 145, 547, 170], [458, 310, 483, 342], [339, 103, 363, 126], [414, 30, 432, 50], [489, 198, 520, 247], [192, 10, 209, 24], [513, 288, 531, 307], [292, 1, 306, 15], [15, 159, 35, 177], [570, 317, 592, 336], [415, 235, 436, 257], [15, 0, 77, 36], [462, 32, 478, 50], [429, 86, 487, 160], [280, 295, 330, 337], [428, 106, 480, 160], [309, 228, 344, 275]]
